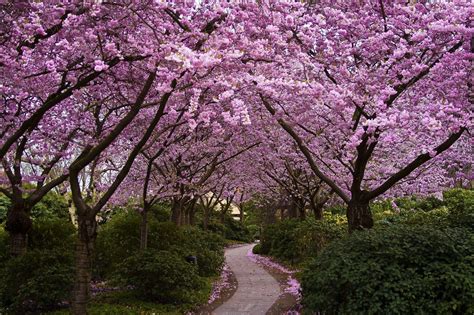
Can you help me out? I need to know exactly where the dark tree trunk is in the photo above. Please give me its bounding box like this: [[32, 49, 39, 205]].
[[5, 203, 32, 256], [312, 204, 323, 220], [181, 206, 188, 225], [296, 199, 306, 220], [71, 216, 97, 315], [288, 202, 297, 219], [188, 200, 196, 226], [347, 197, 373, 232], [189, 206, 196, 226], [139, 208, 148, 250], [239, 205, 244, 222], [171, 200, 181, 225], [203, 207, 210, 230], [280, 208, 286, 220], [220, 210, 226, 224]]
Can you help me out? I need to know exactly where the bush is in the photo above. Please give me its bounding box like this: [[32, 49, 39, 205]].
[[444, 188, 474, 230], [149, 203, 172, 222], [0, 249, 74, 313], [0, 226, 8, 264], [252, 243, 262, 254], [0, 195, 10, 224], [94, 211, 181, 278], [0, 217, 75, 313], [196, 248, 225, 277], [260, 218, 345, 265], [30, 191, 70, 220], [246, 224, 260, 240], [223, 217, 252, 242], [94, 210, 225, 279], [113, 250, 204, 304], [301, 225, 474, 315], [28, 217, 76, 251]]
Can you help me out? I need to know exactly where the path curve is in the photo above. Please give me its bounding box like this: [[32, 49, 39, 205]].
[[213, 244, 281, 315]]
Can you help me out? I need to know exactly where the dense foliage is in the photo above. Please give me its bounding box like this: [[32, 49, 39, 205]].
[[301, 226, 474, 314], [113, 250, 204, 304], [94, 210, 225, 279], [259, 216, 346, 265], [301, 189, 474, 314]]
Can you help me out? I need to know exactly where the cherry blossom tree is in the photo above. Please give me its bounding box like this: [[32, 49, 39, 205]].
[[247, 0, 472, 231]]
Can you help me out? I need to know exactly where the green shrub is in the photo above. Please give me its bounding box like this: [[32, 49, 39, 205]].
[[149, 203, 172, 222], [0, 226, 8, 264], [252, 243, 262, 254], [0, 249, 74, 313], [444, 188, 474, 230], [196, 248, 225, 277], [261, 218, 345, 265], [206, 221, 226, 236], [113, 250, 204, 304], [301, 225, 474, 315], [0, 217, 75, 313], [0, 195, 10, 224], [246, 224, 260, 240], [30, 192, 70, 220], [395, 195, 444, 212], [380, 206, 451, 227], [94, 210, 225, 279], [223, 217, 252, 242], [94, 211, 181, 278], [28, 217, 76, 251]]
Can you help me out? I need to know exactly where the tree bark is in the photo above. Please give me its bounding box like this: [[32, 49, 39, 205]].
[[287, 202, 298, 219], [139, 208, 148, 250], [188, 199, 196, 226], [71, 217, 97, 315], [5, 203, 32, 256], [297, 199, 306, 220], [347, 196, 373, 232], [203, 206, 210, 230], [312, 204, 323, 220], [171, 199, 181, 225], [239, 205, 244, 222]]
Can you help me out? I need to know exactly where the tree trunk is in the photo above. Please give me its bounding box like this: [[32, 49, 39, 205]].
[[347, 198, 373, 232], [189, 206, 196, 226], [288, 202, 297, 219], [203, 206, 210, 230], [139, 209, 148, 251], [280, 208, 286, 220], [5, 203, 32, 256], [171, 200, 181, 225], [296, 199, 306, 220], [312, 204, 323, 220], [188, 200, 196, 226], [71, 217, 97, 315], [181, 206, 188, 225], [239, 205, 244, 222], [10, 232, 28, 256], [220, 210, 226, 224]]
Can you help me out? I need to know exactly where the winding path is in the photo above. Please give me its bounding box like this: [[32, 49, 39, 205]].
[[213, 244, 281, 315]]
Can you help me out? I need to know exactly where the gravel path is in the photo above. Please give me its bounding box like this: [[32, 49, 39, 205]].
[[213, 244, 281, 315]]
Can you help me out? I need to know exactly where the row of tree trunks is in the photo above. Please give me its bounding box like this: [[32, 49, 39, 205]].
[[170, 197, 197, 226]]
